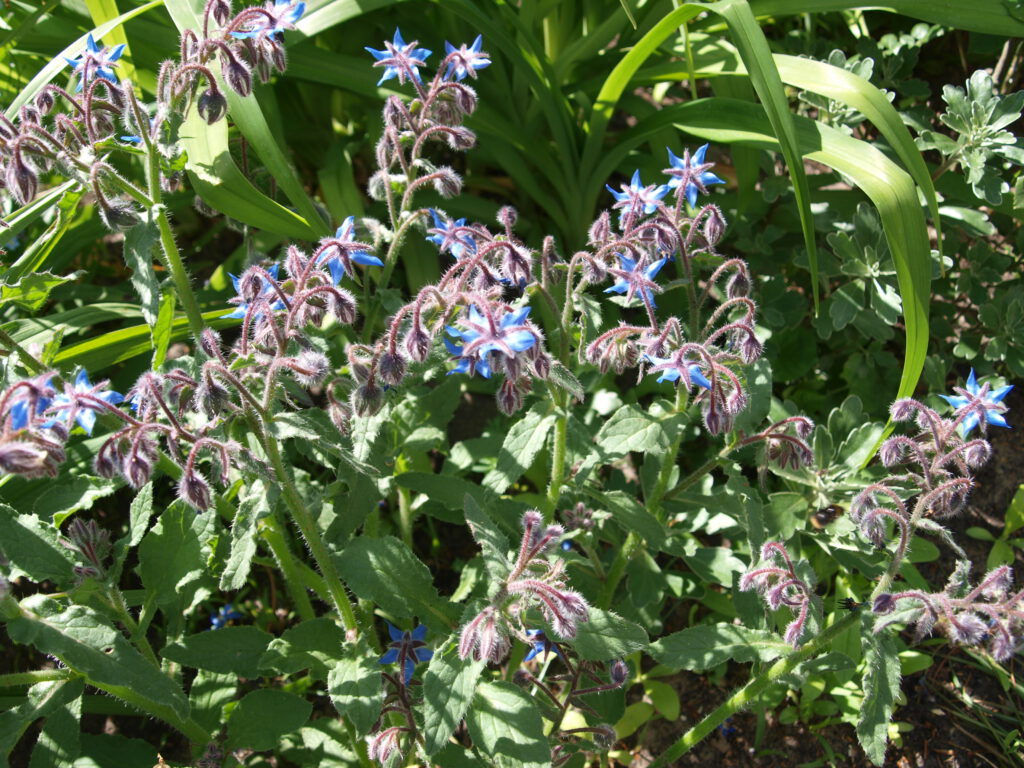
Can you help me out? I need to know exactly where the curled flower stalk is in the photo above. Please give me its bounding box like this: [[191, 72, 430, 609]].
[[741, 541, 816, 646]]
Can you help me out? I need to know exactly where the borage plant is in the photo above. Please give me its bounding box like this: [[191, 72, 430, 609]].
[[0, 1, 1018, 767]]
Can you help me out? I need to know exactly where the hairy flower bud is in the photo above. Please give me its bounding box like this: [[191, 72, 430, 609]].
[[432, 167, 463, 198], [122, 450, 154, 489], [351, 383, 385, 418], [209, 0, 232, 24], [703, 205, 727, 246], [610, 659, 629, 687], [963, 440, 991, 468], [199, 329, 222, 358], [223, 56, 253, 97], [497, 206, 517, 229], [98, 200, 141, 232], [378, 351, 407, 388], [197, 88, 227, 124], [496, 379, 523, 415], [872, 593, 896, 614], [34, 89, 56, 115], [878, 438, 903, 467], [588, 211, 611, 245], [890, 398, 916, 422], [403, 324, 432, 363], [6, 155, 38, 206], [0, 441, 56, 478], [179, 470, 213, 511]]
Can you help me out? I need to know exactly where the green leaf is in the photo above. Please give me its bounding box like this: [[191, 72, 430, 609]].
[[260, 617, 347, 679], [122, 213, 162, 328], [270, 410, 378, 477], [589, 489, 666, 550], [856, 625, 901, 765], [326, 640, 383, 737], [0, 504, 74, 585], [483, 403, 555, 494], [395, 471, 499, 514], [137, 503, 207, 609], [0, 271, 81, 313], [595, 404, 670, 456], [466, 682, 549, 768], [161, 626, 274, 679], [226, 689, 312, 752], [189, 670, 236, 737], [335, 536, 456, 634], [44, 476, 118, 527], [28, 678, 82, 768], [462, 495, 511, 584], [571, 609, 648, 660], [0, 678, 84, 758], [421, 637, 486, 755], [151, 292, 176, 369], [649, 623, 791, 671], [6, 604, 189, 725], [220, 479, 271, 591]]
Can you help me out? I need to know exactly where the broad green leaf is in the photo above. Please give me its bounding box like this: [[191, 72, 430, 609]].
[[395, 472, 499, 515], [28, 679, 82, 768], [591, 489, 666, 550], [127, 482, 153, 547], [151, 292, 176, 369], [326, 640, 381, 737], [0, 678, 84, 759], [0, 271, 82, 313], [220, 479, 270, 591], [271, 410, 379, 477], [161, 626, 274, 679], [226, 689, 312, 752], [595, 404, 670, 456], [6, 604, 189, 724], [856, 625, 901, 765], [482, 403, 555, 494], [571, 609, 648, 660], [649, 623, 790, 670], [466, 682, 549, 768], [462, 495, 511, 584], [188, 670, 236, 737], [260, 617, 347, 679], [43, 476, 118, 527], [421, 637, 486, 755], [137, 503, 206, 609], [0, 503, 75, 585], [335, 536, 457, 634]]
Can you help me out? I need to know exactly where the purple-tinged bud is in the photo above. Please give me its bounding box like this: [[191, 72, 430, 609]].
[[593, 725, 617, 750], [794, 417, 814, 439], [209, 0, 232, 25], [890, 398, 916, 422], [702, 401, 733, 436], [610, 659, 629, 687], [179, 470, 213, 511], [990, 630, 1018, 662], [739, 333, 762, 364], [531, 354, 551, 380], [367, 727, 403, 765], [291, 349, 331, 388], [197, 88, 227, 124], [588, 212, 611, 245], [194, 378, 231, 418], [496, 379, 523, 416], [98, 200, 141, 232], [783, 616, 806, 646], [497, 206, 518, 229], [328, 401, 351, 435], [522, 509, 543, 532], [963, 440, 991, 469], [725, 388, 748, 415], [238, 268, 264, 302], [6, 155, 38, 206], [330, 288, 357, 325], [582, 255, 606, 284], [123, 450, 154, 490], [949, 613, 988, 645], [61, 518, 111, 571], [512, 669, 531, 687], [433, 167, 463, 198], [703, 206, 727, 246], [223, 57, 253, 97], [161, 171, 184, 194], [0, 441, 56, 477], [872, 593, 897, 614], [269, 42, 287, 75], [199, 329, 222, 358], [382, 96, 404, 129], [93, 450, 117, 479], [445, 128, 476, 152], [726, 268, 751, 299], [34, 90, 56, 115], [351, 383, 384, 418], [367, 171, 390, 201], [980, 566, 1013, 599], [452, 84, 477, 114], [403, 324, 432, 363], [378, 352, 407, 388], [878, 439, 903, 467]]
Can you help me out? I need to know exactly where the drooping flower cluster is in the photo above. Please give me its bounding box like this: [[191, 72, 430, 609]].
[[873, 565, 1023, 662], [740, 541, 815, 647], [459, 511, 590, 663]]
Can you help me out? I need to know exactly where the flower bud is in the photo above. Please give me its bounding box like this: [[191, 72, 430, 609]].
[[582, 255, 607, 284], [890, 398, 916, 422], [878, 439, 903, 467], [238, 268, 265, 302], [178, 470, 213, 511], [588, 211, 611, 245], [98, 200, 141, 232], [197, 88, 228, 124], [703, 205, 727, 246], [452, 83, 477, 114], [610, 659, 629, 687], [593, 725, 617, 750], [872, 593, 896, 614], [726, 268, 751, 298], [0, 441, 54, 478], [223, 56, 252, 97], [199, 329, 222, 358], [432, 167, 463, 198], [963, 440, 991, 468], [351, 383, 385, 417], [378, 351, 407, 388], [330, 288, 357, 325], [93, 449, 117, 479], [34, 90, 56, 115], [497, 206, 518, 229], [404, 324, 432, 363], [496, 379, 523, 415], [209, 0, 232, 25], [122, 450, 154, 489], [445, 128, 476, 151], [531, 353, 551, 380], [6, 155, 38, 206]]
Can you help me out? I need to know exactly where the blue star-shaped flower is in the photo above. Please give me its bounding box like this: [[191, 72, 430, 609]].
[[9, 376, 55, 432], [604, 254, 667, 308], [939, 368, 1013, 435], [426, 209, 476, 259], [663, 144, 725, 208], [318, 216, 383, 284], [445, 305, 536, 379], [231, 1, 305, 41], [47, 370, 124, 435], [523, 629, 561, 662], [225, 263, 285, 319], [379, 623, 433, 684], [210, 603, 244, 630], [64, 34, 126, 92], [365, 29, 432, 86], [605, 170, 670, 224], [444, 35, 490, 81], [644, 354, 712, 389]]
